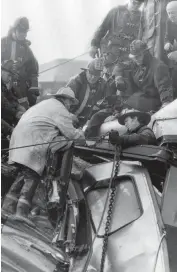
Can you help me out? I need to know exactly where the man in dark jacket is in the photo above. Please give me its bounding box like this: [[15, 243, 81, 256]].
[[90, 0, 144, 88], [1, 17, 39, 109], [164, 1, 177, 94], [109, 108, 156, 148], [1, 60, 25, 138], [122, 40, 174, 112], [67, 58, 117, 127]]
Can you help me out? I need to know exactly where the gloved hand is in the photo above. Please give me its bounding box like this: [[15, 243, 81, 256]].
[[109, 130, 121, 145], [164, 42, 173, 52], [16, 111, 24, 120], [115, 76, 126, 92], [89, 46, 99, 58], [17, 105, 26, 113], [28, 87, 40, 96], [167, 51, 177, 62], [161, 102, 170, 109]]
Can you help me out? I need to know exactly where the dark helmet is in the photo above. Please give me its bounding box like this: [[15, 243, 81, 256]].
[[13, 17, 29, 31]]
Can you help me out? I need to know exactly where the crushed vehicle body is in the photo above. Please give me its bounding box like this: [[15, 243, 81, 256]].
[[1, 0, 177, 270]]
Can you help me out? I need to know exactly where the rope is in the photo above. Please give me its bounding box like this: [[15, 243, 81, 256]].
[[1, 136, 101, 152], [39, 51, 89, 74], [2, 51, 89, 78], [82, 146, 119, 272]]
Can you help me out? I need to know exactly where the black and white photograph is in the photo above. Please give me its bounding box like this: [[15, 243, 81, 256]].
[[1, 0, 177, 271]]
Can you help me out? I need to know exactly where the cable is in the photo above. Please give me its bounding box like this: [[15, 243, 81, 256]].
[[82, 146, 118, 272], [2, 51, 89, 78], [1, 136, 100, 152], [39, 51, 89, 74]]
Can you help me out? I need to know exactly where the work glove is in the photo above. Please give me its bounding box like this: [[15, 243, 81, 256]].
[[16, 111, 24, 120], [28, 87, 40, 96], [164, 43, 173, 52], [109, 130, 121, 145], [115, 76, 126, 92], [167, 51, 177, 62], [89, 46, 99, 58], [161, 102, 170, 109]]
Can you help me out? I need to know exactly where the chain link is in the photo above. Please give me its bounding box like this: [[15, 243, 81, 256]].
[[100, 145, 121, 272]]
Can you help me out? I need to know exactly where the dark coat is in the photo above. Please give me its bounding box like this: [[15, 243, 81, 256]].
[[120, 125, 156, 149], [125, 54, 174, 111], [1, 80, 19, 125], [1, 35, 39, 107], [91, 5, 141, 64], [1, 119, 13, 136], [67, 71, 116, 125]]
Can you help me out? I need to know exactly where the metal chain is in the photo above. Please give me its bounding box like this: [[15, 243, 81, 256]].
[[100, 145, 121, 272]]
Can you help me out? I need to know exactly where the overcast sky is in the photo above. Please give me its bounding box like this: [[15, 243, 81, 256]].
[[1, 0, 127, 64]]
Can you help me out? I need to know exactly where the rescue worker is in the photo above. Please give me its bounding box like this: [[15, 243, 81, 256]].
[[164, 1, 177, 94], [122, 40, 174, 112], [89, 0, 144, 88], [2, 87, 85, 226], [1, 17, 39, 109], [1, 60, 25, 138], [67, 58, 117, 127], [109, 108, 156, 148]]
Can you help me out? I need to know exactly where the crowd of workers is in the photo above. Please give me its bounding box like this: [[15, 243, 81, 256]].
[[1, 0, 177, 226]]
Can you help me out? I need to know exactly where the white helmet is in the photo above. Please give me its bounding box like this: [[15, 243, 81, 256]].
[[48, 87, 78, 105]]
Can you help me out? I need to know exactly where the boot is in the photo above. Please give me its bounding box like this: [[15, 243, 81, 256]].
[[1, 193, 18, 217], [12, 197, 36, 228], [11, 175, 39, 228]]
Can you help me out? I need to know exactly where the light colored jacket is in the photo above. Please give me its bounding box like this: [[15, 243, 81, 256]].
[[9, 98, 85, 175]]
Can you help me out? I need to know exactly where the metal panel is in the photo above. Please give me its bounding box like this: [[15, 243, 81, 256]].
[[84, 161, 170, 272], [161, 166, 177, 227]]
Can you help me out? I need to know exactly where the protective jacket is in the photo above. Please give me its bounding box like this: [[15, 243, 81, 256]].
[[125, 55, 174, 112], [91, 5, 141, 65], [1, 34, 39, 108], [1, 79, 19, 135], [67, 71, 116, 125], [9, 98, 85, 176], [120, 125, 156, 149]]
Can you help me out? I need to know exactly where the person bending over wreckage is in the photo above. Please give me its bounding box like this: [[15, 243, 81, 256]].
[[67, 58, 117, 128], [109, 108, 156, 148], [83, 39, 175, 137], [2, 87, 85, 227], [118, 40, 174, 113]]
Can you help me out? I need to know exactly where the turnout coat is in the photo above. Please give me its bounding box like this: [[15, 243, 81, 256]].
[[9, 98, 85, 176]]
